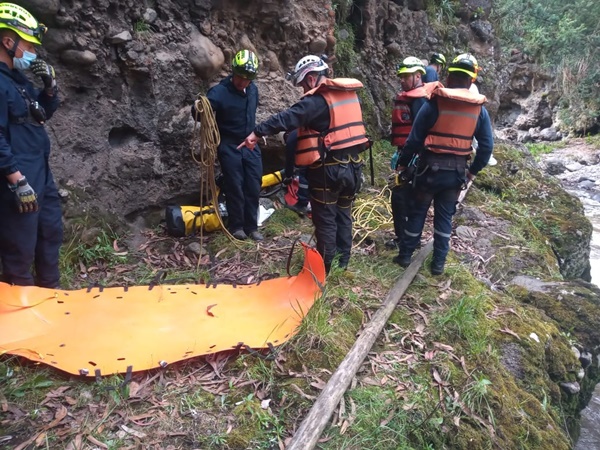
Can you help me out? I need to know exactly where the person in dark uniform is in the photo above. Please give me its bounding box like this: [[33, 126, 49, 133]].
[[388, 56, 440, 252], [192, 49, 263, 241], [396, 53, 493, 275], [239, 55, 368, 273], [423, 52, 446, 83], [0, 3, 62, 288]]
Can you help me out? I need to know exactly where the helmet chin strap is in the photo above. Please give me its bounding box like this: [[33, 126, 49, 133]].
[[1, 36, 20, 58]]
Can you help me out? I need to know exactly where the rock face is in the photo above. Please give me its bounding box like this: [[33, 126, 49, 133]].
[[35, 0, 514, 223], [43, 0, 332, 221]]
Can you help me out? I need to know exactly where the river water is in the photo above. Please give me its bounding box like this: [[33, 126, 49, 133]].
[[538, 143, 600, 449], [574, 194, 600, 450]]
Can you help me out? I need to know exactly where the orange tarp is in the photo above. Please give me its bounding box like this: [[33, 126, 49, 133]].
[[0, 244, 325, 377]]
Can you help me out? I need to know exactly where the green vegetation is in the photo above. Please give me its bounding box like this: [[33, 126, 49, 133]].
[[492, 0, 600, 132], [426, 0, 460, 35], [525, 141, 566, 159], [133, 19, 150, 33], [2, 141, 597, 449]]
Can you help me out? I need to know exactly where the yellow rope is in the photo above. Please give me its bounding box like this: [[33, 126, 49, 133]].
[[191, 94, 241, 250], [351, 186, 394, 247]]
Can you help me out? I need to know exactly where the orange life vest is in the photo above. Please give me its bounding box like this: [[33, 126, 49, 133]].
[[391, 82, 440, 147], [296, 78, 368, 166], [425, 87, 487, 155]]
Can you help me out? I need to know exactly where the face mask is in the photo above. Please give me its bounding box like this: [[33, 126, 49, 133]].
[[13, 50, 37, 70]]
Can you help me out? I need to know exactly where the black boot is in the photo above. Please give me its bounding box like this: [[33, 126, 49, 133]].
[[393, 253, 412, 268], [430, 259, 445, 275]]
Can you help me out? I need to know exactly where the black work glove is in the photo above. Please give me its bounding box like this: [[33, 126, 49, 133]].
[[9, 177, 38, 213], [282, 176, 293, 186], [30, 59, 57, 90]]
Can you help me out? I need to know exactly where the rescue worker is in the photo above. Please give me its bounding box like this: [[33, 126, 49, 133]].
[[239, 55, 367, 273], [192, 50, 264, 241], [0, 3, 62, 288], [423, 52, 446, 83], [388, 57, 440, 251], [396, 53, 493, 275]]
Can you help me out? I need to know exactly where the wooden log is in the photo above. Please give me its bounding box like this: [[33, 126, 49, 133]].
[[286, 240, 434, 450]]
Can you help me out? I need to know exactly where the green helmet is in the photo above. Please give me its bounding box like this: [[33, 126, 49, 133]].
[[232, 49, 259, 80], [448, 53, 479, 80], [396, 56, 426, 76], [0, 2, 46, 45], [430, 52, 446, 67]]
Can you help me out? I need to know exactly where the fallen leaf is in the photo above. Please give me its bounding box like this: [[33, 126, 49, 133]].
[[500, 327, 521, 340], [120, 424, 147, 439], [206, 304, 217, 317], [434, 342, 455, 352], [432, 368, 449, 386]]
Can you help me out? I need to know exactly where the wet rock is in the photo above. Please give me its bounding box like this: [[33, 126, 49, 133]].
[[111, 31, 133, 44], [43, 29, 74, 53], [20, 0, 60, 22], [560, 381, 581, 395], [540, 127, 561, 141], [385, 42, 402, 57], [544, 158, 566, 175], [578, 180, 595, 190], [265, 50, 280, 71], [143, 8, 157, 23], [185, 242, 205, 258], [470, 19, 494, 42], [309, 37, 327, 55], [60, 50, 97, 66], [565, 162, 583, 172], [580, 351, 592, 369], [187, 29, 225, 79]]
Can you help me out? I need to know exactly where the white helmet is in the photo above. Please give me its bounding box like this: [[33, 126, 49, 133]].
[[291, 55, 329, 86]]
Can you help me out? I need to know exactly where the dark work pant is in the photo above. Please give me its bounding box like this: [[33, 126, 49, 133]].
[[0, 169, 63, 288], [399, 169, 465, 265], [217, 142, 263, 234], [391, 184, 414, 240], [284, 130, 309, 207], [297, 168, 309, 207], [307, 157, 363, 271]]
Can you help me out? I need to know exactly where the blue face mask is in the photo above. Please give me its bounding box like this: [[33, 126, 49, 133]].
[[13, 50, 37, 70]]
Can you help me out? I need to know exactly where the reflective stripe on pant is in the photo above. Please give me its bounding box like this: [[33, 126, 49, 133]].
[[399, 169, 465, 264], [307, 157, 363, 270], [0, 170, 63, 288], [217, 142, 263, 234]]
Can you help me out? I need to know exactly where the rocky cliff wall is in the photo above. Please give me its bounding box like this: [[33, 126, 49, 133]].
[[18, 0, 508, 221]]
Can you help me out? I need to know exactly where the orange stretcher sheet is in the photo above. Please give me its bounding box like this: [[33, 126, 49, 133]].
[[0, 244, 325, 377]]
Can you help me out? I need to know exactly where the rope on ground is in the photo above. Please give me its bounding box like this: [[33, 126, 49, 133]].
[[351, 186, 394, 247]]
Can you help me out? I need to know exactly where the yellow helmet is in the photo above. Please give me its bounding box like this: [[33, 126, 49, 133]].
[[430, 52, 446, 67], [396, 56, 426, 76], [0, 3, 46, 45], [232, 49, 259, 80], [448, 53, 479, 80]]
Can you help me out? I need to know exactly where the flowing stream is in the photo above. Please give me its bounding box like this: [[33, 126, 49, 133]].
[[538, 142, 600, 448], [574, 194, 600, 450], [564, 176, 600, 449]]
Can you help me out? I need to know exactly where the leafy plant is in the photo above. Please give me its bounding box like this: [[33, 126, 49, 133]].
[[134, 19, 150, 33], [462, 374, 495, 426], [492, 0, 600, 132]]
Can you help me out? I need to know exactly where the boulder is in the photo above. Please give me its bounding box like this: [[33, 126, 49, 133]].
[[60, 50, 97, 66], [187, 29, 225, 80]]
